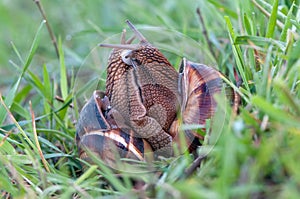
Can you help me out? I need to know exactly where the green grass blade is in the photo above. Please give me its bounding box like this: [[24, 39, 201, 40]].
[[0, 96, 73, 134], [265, 0, 278, 38], [243, 13, 253, 35], [42, 64, 52, 116], [207, 0, 238, 19], [74, 165, 98, 185], [254, 0, 299, 29], [273, 80, 300, 116], [235, 35, 285, 51], [84, 149, 129, 192], [10, 41, 24, 65], [43, 64, 52, 99], [23, 21, 46, 75], [260, 45, 273, 100], [279, 3, 294, 42], [252, 95, 300, 127], [58, 37, 68, 100], [224, 16, 250, 93]]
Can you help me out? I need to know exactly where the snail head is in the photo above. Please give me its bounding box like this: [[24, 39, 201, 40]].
[[99, 20, 151, 66]]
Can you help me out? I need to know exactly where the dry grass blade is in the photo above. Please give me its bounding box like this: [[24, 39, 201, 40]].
[[251, 0, 284, 29], [0, 129, 12, 147], [196, 7, 217, 61], [33, 0, 59, 58], [184, 154, 206, 178], [55, 95, 74, 108], [29, 101, 50, 172], [0, 93, 35, 149]]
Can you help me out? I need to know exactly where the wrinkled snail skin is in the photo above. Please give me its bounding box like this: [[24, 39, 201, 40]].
[[106, 46, 180, 134], [103, 22, 180, 157]]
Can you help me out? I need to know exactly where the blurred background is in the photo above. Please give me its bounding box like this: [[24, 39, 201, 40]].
[[0, 0, 239, 97]]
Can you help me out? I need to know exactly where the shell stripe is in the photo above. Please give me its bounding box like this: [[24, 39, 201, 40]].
[[83, 130, 144, 161]]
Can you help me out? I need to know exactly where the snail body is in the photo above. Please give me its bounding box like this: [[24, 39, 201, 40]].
[[76, 20, 238, 165], [102, 22, 180, 157]]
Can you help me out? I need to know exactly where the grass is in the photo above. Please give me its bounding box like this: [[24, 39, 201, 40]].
[[0, 0, 300, 198]]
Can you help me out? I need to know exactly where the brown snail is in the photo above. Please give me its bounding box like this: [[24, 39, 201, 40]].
[[76, 90, 154, 168], [76, 20, 238, 167]]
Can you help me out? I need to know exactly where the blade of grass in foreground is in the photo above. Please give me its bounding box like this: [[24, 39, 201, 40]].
[[279, 3, 294, 42], [58, 36, 68, 100], [273, 80, 300, 116], [0, 93, 36, 151], [254, 0, 299, 29], [265, 0, 279, 38], [235, 35, 285, 51], [252, 95, 300, 127], [84, 149, 129, 193], [0, 96, 73, 132], [224, 16, 250, 94], [29, 101, 50, 172]]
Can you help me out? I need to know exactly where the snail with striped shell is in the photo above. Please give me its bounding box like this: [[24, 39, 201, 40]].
[[76, 20, 238, 167]]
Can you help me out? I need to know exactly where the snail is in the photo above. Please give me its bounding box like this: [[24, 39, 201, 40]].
[[76, 90, 154, 168], [76, 20, 239, 167]]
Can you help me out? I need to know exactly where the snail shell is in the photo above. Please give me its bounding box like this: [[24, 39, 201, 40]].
[[170, 58, 225, 151], [76, 91, 153, 167]]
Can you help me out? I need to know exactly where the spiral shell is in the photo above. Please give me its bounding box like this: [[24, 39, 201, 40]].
[[76, 91, 153, 167]]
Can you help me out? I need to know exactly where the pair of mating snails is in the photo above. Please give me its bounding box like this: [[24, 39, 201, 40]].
[[76, 20, 238, 167]]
